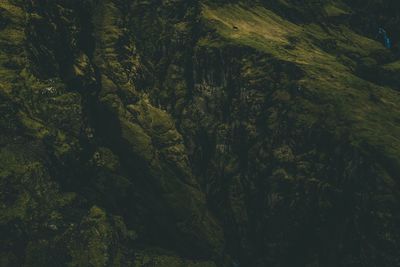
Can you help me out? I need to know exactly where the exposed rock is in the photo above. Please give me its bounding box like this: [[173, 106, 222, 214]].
[[1, 0, 400, 266]]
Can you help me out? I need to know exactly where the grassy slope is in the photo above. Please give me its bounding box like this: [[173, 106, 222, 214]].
[[201, 3, 400, 174]]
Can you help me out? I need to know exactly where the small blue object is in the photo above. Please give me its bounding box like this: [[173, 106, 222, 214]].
[[378, 27, 392, 49], [385, 36, 391, 49]]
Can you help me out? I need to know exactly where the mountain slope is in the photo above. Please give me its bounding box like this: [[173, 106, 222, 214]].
[[1, 0, 399, 266]]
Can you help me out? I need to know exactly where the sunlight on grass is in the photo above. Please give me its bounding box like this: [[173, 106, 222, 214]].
[[201, 3, 400, 172], [203, 4, 298, 44], [324, 3, 350, 17]]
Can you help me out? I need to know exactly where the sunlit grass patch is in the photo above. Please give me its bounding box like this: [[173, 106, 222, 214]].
[[201, 3, 400, 173]]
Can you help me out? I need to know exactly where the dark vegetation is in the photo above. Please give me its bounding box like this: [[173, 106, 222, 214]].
[[1, 0, 400, 266]]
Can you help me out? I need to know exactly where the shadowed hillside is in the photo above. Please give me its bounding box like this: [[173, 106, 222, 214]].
[[1, 0, 399, 266]]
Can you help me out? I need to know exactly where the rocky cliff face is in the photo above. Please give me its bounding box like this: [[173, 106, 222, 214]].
[[1, 0, 400, 266]]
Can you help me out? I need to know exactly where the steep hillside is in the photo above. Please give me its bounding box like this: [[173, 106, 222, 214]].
[[1, 0, 399, 266]]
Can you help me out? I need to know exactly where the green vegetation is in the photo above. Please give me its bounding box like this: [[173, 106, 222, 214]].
[[324, 2, 350, 17], [1, 0, 400, 266], [201, 3, 400, 175]]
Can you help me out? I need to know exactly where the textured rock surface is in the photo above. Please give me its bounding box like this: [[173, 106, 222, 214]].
[[1, 0, 400, 266]]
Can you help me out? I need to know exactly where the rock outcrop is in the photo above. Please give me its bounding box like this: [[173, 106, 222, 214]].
[[1, 0, 400, 266]]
